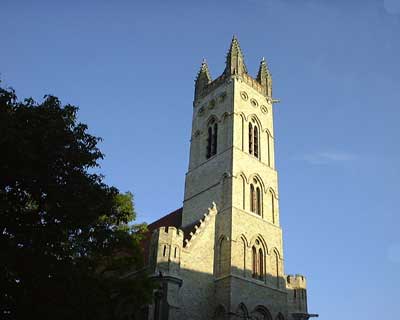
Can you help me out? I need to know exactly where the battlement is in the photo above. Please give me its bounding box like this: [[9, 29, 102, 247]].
[[154, 226, 184, 238], [149, 226, 184, 276], [241, 73, 269, 98], [286, 274, 307, 289]]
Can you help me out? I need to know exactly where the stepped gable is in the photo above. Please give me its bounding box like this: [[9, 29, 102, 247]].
[[181, 221, 197, 243], [141, 207, 182, 264], [182, 202, 217, 248]]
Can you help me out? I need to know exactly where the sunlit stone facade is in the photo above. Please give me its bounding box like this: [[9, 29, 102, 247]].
[[139, 37, 315, 320]]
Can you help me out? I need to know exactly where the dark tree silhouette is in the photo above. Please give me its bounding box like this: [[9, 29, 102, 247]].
[[0, 83, 152, 320]]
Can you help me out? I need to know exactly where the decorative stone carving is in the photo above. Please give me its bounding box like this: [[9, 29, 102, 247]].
[[250, 98, 258, 107], [240, 91, 248, 101], [260, 105, 268, 114]]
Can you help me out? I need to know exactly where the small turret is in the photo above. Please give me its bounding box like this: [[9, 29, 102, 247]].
[[286, 275, 308, 317], [257, 57, 272, 97], [224, 35, 248, 76], [194, 59, 212, 100], [149, 226, 184, 275]]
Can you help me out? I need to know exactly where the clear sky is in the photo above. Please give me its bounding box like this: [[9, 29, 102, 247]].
[[1, 0, 399, 318]]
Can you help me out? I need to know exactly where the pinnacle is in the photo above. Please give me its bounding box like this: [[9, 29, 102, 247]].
[[258, 57, 270, 76], [195, 58, 212, 83], [224, 35, 247, 75], [228, 35, 242, 56]]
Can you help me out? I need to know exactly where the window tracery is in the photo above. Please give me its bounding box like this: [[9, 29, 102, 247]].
[[249, 119, 260, 159], [250, 179, 262, 216], [252, 238, 265, 280]]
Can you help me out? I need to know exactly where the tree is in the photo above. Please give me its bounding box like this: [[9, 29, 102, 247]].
[[0, 84, 152, 319]]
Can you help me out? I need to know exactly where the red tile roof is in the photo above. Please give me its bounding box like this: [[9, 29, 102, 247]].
[[147, 207, 182, 231], [141, 207, 183, 264]]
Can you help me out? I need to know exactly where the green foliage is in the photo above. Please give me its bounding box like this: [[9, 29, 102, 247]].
[[0, 84, 152, 319]]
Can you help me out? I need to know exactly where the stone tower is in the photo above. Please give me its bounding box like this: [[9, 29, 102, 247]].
[[183, 37, 277, 227], [142, 37, 316, 320]]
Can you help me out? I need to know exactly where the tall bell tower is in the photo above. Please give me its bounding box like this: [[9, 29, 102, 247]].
[[181, 36, 291, 316], [183, 36, 279, 231]]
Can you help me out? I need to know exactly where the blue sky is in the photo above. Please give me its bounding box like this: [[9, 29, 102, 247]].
[[1, 0, 399, 318]]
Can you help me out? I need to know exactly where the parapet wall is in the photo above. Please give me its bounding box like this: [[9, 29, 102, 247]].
[[286, 274, 307, 289], [155, 226, 184, 241]]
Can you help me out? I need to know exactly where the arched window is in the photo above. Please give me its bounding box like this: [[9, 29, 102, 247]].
[[206, 119, 218, 159], [254, 126, 259, 158], [270, 191, 275, 224], [252, 239, 265, 280], [218, 236, 229, 276], [252, 246, 257, 278], [163, 245, 167, 257], [240, 237, 246, 276], [212, 123, 218, 155], [252, 306, 272, 320], [241, 175, 246, 210], [256, 187, 261, 216], [249, 123, 253, 154], [207, 127, 212, 158], [273, 250, 280, 288], [249, 120, 260, 159], [250, 184, 255, 213], [218, 237, 224, 275], [250, 179, 262, 216], [267, 132, 271, 167]]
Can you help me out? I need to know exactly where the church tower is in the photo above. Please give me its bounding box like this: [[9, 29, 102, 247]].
[[144, 37, 315, 320], [183, 37, 277, 228]]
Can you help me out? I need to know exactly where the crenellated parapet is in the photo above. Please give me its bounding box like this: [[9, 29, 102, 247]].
[[286, 274, 307, 289], [286, 274, 308, 317], [149, 226, 184, 275]]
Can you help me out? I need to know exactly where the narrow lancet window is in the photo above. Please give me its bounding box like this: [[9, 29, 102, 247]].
[[267, 133, 271, 167], [275, 251, 280, 287], [212, 123, 218, 155], [206, 120, 218, 159], [252, 239, 265, 280], [250, 184, 255, 213], [249, 123, 253, 154], [250, 181, 262, 216], [207, 127, 212, 158], [256, 187, 261, 216], [249, 122, 260, 159], [254, 126, 259, 158], [259, 248, 264, 279], [271, 191, 275, 224], [252, 246, 257, 278]]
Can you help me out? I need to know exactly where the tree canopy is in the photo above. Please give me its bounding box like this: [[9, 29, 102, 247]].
[[0, 84, 152, 319]]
